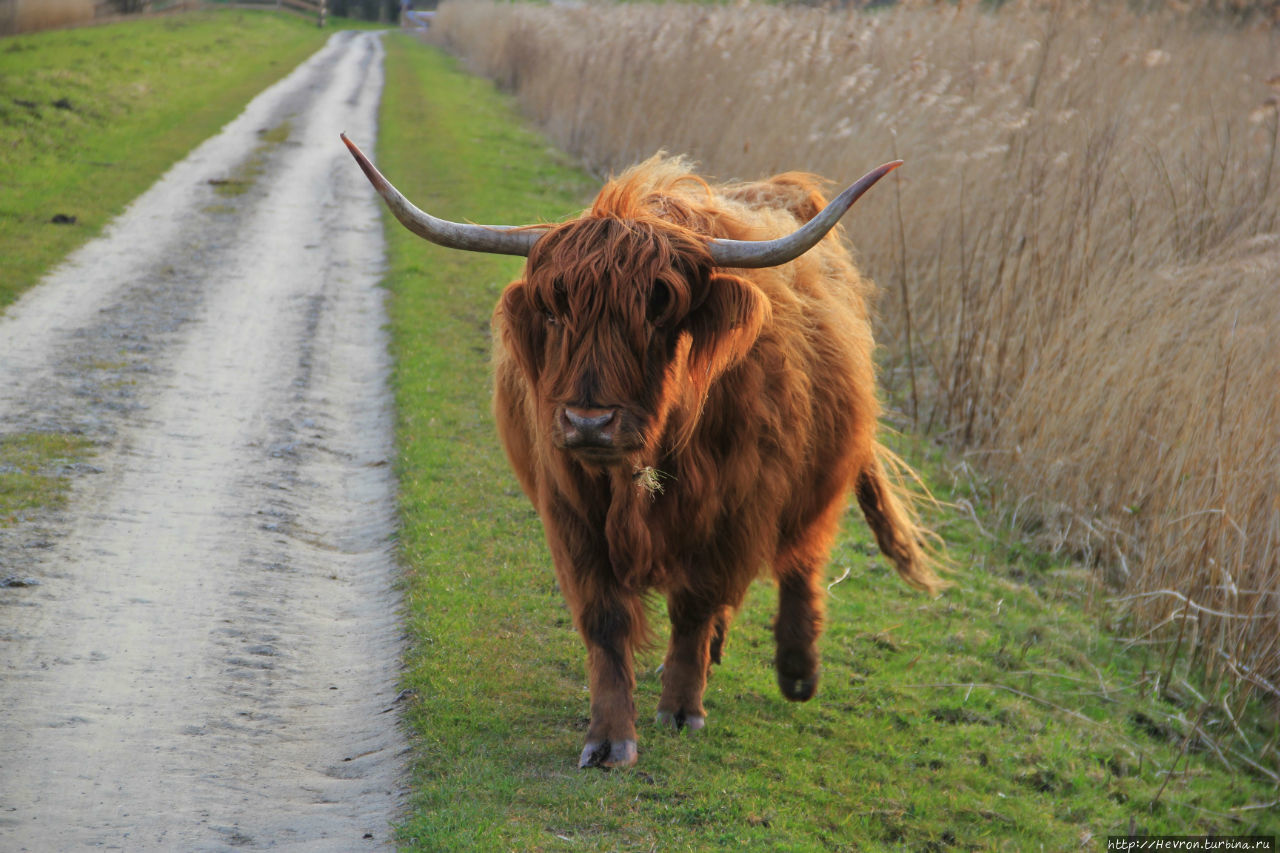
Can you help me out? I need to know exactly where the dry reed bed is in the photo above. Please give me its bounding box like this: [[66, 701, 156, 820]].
[[430, 1, 1280, 742], [0, 0, 95, 35]]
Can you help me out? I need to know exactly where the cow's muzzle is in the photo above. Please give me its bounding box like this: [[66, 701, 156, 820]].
[[558, 406, 618, 450]]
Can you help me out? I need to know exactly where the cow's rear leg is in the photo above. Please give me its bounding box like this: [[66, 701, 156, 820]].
[[773, 503, 842, 702], [774, 569, 825, 702], [656, 595, 735, 732]]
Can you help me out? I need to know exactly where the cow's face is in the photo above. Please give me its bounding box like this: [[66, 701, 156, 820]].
[[499, 216, 767, 467]]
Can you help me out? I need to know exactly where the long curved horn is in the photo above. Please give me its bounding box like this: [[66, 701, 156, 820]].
[[341, 134, 544, 257], [706, 160, 902, 269]]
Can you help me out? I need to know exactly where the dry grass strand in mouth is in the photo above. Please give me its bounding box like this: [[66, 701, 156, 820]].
[[429, 0, 1280, 742]]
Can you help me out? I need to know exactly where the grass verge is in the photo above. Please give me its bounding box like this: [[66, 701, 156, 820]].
[[377, 35, 1278, 851], [0, 10, 334, 309]]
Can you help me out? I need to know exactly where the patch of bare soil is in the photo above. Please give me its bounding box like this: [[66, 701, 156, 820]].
[[0, 31, 406, 850]]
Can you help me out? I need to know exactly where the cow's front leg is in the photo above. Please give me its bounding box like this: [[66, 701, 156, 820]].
[[656, 595, 732, 732], [576, 596, 641, 769]]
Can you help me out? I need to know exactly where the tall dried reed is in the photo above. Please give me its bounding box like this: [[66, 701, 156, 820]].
[[430, 1, 1280, 732], [0, 0, 95, 35]]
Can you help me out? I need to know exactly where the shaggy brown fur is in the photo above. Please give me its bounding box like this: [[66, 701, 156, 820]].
[[492, 155, 941, 769]]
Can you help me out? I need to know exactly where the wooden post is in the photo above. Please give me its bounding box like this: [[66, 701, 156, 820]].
[[318, 0, 325, 27]]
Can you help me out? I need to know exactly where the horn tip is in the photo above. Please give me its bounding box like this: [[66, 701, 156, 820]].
[[339, 133, 388, 192]]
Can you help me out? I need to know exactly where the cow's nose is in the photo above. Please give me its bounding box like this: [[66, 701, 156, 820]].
[[561, 407, 616, 446]]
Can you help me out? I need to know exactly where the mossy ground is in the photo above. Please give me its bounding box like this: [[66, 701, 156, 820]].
[[0, 432, 93, 525]]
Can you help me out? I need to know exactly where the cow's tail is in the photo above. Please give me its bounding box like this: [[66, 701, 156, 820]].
[[855, 446, 948, 596]]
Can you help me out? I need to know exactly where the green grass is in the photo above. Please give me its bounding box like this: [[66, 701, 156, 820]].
[[0, 432, 94, 524], [0, 10, 334, 309], [376, 36, 1277, 851]]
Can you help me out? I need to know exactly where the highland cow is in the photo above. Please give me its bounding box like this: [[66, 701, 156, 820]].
[[343, 135, 941, 768]]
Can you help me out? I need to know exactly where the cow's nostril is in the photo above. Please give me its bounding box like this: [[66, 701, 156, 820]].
[[563, 409, 615, 431], [561, 407, 617, 447]]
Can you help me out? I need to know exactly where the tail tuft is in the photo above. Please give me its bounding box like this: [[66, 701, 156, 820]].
[[854, 447, 948, 596]]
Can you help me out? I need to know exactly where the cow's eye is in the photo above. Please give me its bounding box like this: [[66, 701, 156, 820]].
[[648, 284, 671, 325], [548, 277, 569, 325]]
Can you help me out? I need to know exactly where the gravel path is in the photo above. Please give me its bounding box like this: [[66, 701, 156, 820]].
[[0, 30, 406, 851]]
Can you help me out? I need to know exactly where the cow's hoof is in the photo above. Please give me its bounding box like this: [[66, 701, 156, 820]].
[[776, 647, 819, 701], [578, 738, 638, 769], [777, 670, 819, 702], [655, 709, 706, 732]]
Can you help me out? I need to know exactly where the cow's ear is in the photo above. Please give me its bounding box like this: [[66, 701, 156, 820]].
[[685, 273, 769, 382], [498, 280, 545, 382]]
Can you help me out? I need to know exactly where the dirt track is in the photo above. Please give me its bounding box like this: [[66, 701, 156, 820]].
[[0, 30, 406, 850]]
